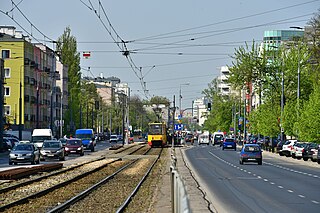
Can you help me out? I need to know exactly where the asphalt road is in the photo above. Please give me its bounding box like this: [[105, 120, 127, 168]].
[[185, 144, 320, 213]]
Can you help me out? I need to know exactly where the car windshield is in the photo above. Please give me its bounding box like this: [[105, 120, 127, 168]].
[[244, 146, 260, 152], [111, 136, 117, 139], [13, 144, 33, 151], [76, 134, 92, 140], [225, 139, 234, 142], [32, 136, 52, 142], [43, 142, 60, 148], [67, 140, 81, 145]]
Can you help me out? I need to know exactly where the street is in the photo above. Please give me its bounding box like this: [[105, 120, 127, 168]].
[[185, 144, 320, 213]]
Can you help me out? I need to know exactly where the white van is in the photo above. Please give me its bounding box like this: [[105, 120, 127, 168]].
[[198, 133, 210, 145], [213, 132, 225, 145], [31, 129, 54, 148]]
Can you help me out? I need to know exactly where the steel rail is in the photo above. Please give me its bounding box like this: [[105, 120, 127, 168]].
[[0, 144, 142, 194], [116, 147, 163, 213], [0, 158, 121, 212], [0, 156, 106, 194], [47, 146, 154, 213]]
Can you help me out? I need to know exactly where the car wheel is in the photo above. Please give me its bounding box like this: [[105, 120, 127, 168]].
[[303, 157, 308, 161], [239, 160, 243, 165], [9, 161, 12, 165], [279, 152, 284, 156], [31, 159, 35, 165], [80, 152, 84, 156], [311, 158, 316, 162], [297, 157, 301, 160], [318, 160, 320, 164], [258, 160, 262, 165], [222, 147, 224, 150]]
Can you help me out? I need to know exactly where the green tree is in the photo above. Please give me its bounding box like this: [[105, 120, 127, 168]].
[[297, 85, 320, 142], [56, 27, 81, 134]]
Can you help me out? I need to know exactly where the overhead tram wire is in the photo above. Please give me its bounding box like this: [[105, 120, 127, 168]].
[[129, 14, 312, 52], [85, 0, 149, 98], [131, 0, 319, 42], [8, 0, 55, 42]]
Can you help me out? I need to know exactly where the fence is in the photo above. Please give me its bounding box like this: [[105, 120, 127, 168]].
[[170, 149, 191, 213]]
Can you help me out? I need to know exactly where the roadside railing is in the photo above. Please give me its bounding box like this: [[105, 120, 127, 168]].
[[170, 149, 191, 213]]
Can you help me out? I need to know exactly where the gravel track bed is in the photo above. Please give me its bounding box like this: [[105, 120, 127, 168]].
[[124, 148, 168, 213], [0, 158, 118, 208], [65, 158, 154, 213], [3, 160, 131, 213]]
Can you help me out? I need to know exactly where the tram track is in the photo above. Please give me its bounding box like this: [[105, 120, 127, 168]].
[[0, 144, 151, 212]]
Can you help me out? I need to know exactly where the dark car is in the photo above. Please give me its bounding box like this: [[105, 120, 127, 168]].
[[240, 144, 262, 165], [65, 138, 84, 156], [276, 140, 286, 153], [40, 140, 65, 161], [59, 138, 67, 147], [317, 146, 320, 164], [185, 134, 194, 143], [222, 138, 236, 150], [302, 142, 318, 161], [9, 142, 40, 165]]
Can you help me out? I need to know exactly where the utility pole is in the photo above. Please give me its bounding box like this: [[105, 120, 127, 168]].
[[172, 95, 175, 148]]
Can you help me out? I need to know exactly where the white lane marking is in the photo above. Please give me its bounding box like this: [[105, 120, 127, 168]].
[[270, 182, 275, 185], [298, 195, 305, 198], [311, 200, 319, 204], [263, 179, 268, 182], [278, 186, 284, 189], [287, 190, 294, 193]]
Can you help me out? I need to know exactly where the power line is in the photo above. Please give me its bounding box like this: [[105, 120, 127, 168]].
[[131, 0, 319, 42]]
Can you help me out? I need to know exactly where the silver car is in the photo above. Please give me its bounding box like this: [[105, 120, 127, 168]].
[[9, 142, 40, 165], [40, 140, 65, 161]]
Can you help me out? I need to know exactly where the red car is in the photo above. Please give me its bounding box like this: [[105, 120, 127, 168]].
[[64, 138, 84, 156]]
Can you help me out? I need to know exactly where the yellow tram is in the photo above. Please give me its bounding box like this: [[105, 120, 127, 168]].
[[147, 122, 167, 147]]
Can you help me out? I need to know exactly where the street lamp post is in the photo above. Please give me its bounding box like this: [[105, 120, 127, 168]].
[[179, 83, 190, 117]]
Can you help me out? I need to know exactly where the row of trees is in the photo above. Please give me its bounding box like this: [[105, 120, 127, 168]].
[[203, 11, 320, 142]]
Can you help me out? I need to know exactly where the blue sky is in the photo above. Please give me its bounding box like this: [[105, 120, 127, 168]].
[[1, 0, 319, 109]]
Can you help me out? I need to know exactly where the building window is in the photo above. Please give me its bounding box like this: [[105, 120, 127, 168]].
[[4, 105, 11, 115], [4, 86, 10, 96], [1, 49, 10, 59], [4, 68, 10, 78]]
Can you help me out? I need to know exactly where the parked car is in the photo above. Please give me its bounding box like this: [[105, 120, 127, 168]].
[[40, 140, 65, 161], [222, 138, 236, 150], [3, 138, 13, 149], [292, 142, 308, 160], [317, 146, 320, 164], [9, 142, 40, 165], [279, 140, 297, 157], [64, 138, 84, 156], [302, 143, 318, 161], [239, 144, 262, 165], [110, 135, 118, 143], [276, 140, 286, 153], [311, 144, 320, 162], [185, 134, 194, 143], [4, 137, 19, 148]]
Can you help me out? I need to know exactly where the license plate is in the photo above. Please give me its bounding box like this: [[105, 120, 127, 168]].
[[47, 154, 54, 157], [227, 145, 232, 147], [17, 157, 25, 160], [248, 158, 255, 161], [71, 151, 76, 153]]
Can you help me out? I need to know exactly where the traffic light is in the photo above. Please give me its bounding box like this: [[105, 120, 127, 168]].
[[207, 103, 211, 111]]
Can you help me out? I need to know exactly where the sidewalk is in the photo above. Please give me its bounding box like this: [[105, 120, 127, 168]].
[[154, 146, 212, 213]]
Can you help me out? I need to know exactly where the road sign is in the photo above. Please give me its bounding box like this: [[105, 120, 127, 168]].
[[174, 124, 183, 131]]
